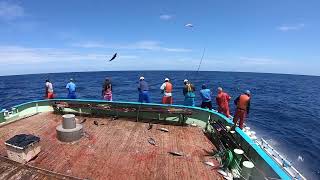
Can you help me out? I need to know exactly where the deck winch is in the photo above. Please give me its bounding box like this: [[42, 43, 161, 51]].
[[56, 114, 83, 142]]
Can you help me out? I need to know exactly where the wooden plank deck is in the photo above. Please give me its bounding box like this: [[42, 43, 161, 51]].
[[0, 155, 80, 180], [0, 112, 223, 180]]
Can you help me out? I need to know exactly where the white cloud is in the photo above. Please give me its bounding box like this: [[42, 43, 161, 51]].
[[117, 55, 138, 59], [128, 41, 190, 52], [0, 1, 25, 21], [277, 23, 305, 32], [0, 46, 319, 76], [71, 42, 107, 48], [239, 57, 283, 65], [185, 56, 284, 67], [0, 45, 137, 65], [159, 14, 172, 20], [71, 40, 191, 52], [183, 56, 289, 72]]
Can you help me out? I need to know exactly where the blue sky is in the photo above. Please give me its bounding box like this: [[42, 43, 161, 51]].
[[0, 0, 319, 76]]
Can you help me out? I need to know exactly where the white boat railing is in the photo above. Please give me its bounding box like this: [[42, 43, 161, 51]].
[[255, 137, 307, 180]]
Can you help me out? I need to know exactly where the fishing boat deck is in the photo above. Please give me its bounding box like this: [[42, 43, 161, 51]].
[[0, 112, 223, 180]]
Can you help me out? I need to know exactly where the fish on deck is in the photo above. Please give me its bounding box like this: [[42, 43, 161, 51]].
[[168, 151, 183, 156], [158, 127, 169, 132], [147, 137, 156, 146], [94, 120, 99, 126], [204, 161, 215, 167]]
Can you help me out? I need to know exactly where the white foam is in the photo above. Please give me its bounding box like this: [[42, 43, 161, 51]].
[[297, 155, 304, 162]]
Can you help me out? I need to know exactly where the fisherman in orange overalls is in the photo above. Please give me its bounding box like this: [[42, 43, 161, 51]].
[[160, 78, 173, 104], [215, 87, 231, 118], [233, 90, 251, 129]]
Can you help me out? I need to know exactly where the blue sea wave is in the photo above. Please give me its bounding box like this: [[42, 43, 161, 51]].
[[0, 71, 319, 179]]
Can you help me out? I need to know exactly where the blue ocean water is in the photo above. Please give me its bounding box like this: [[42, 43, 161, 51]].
[[0, 71, 319, 179]]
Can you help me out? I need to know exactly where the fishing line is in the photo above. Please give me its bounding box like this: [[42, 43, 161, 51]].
[[186, 47, 206, 82], [196, 47, 206, 73]]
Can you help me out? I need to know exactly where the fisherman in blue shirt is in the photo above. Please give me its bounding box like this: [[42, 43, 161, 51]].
[[138, 76, 150, 103], [200, 84, 213, 110], [66, 78, 77, 99]]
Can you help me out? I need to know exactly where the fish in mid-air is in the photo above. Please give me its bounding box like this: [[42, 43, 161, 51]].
[[108, 53, 117, 61]]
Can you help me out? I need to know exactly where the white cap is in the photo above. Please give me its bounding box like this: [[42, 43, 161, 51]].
[[245, 90, 251, 95], [183, 79, 188, 83], [165, 78, 169, 81], [139, 76, 144, 80]]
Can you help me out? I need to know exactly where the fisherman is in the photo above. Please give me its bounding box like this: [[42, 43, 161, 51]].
[[183, 79, 195, 106], [66, 78, 77, 99], [102, 77, 112, 101], [45, 79, 54, 99], [199, 84, 212, 110], [160, 78, 173, 104], [138, 76, 150, 103], [216, 87, 231, 118], [233, 90, 251, 129]]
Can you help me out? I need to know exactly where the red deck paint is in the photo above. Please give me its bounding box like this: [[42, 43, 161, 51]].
[[0, 112, 223, 180]]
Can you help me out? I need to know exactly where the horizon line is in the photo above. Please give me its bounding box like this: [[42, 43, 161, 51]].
[[0, 70, 319, 78]]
